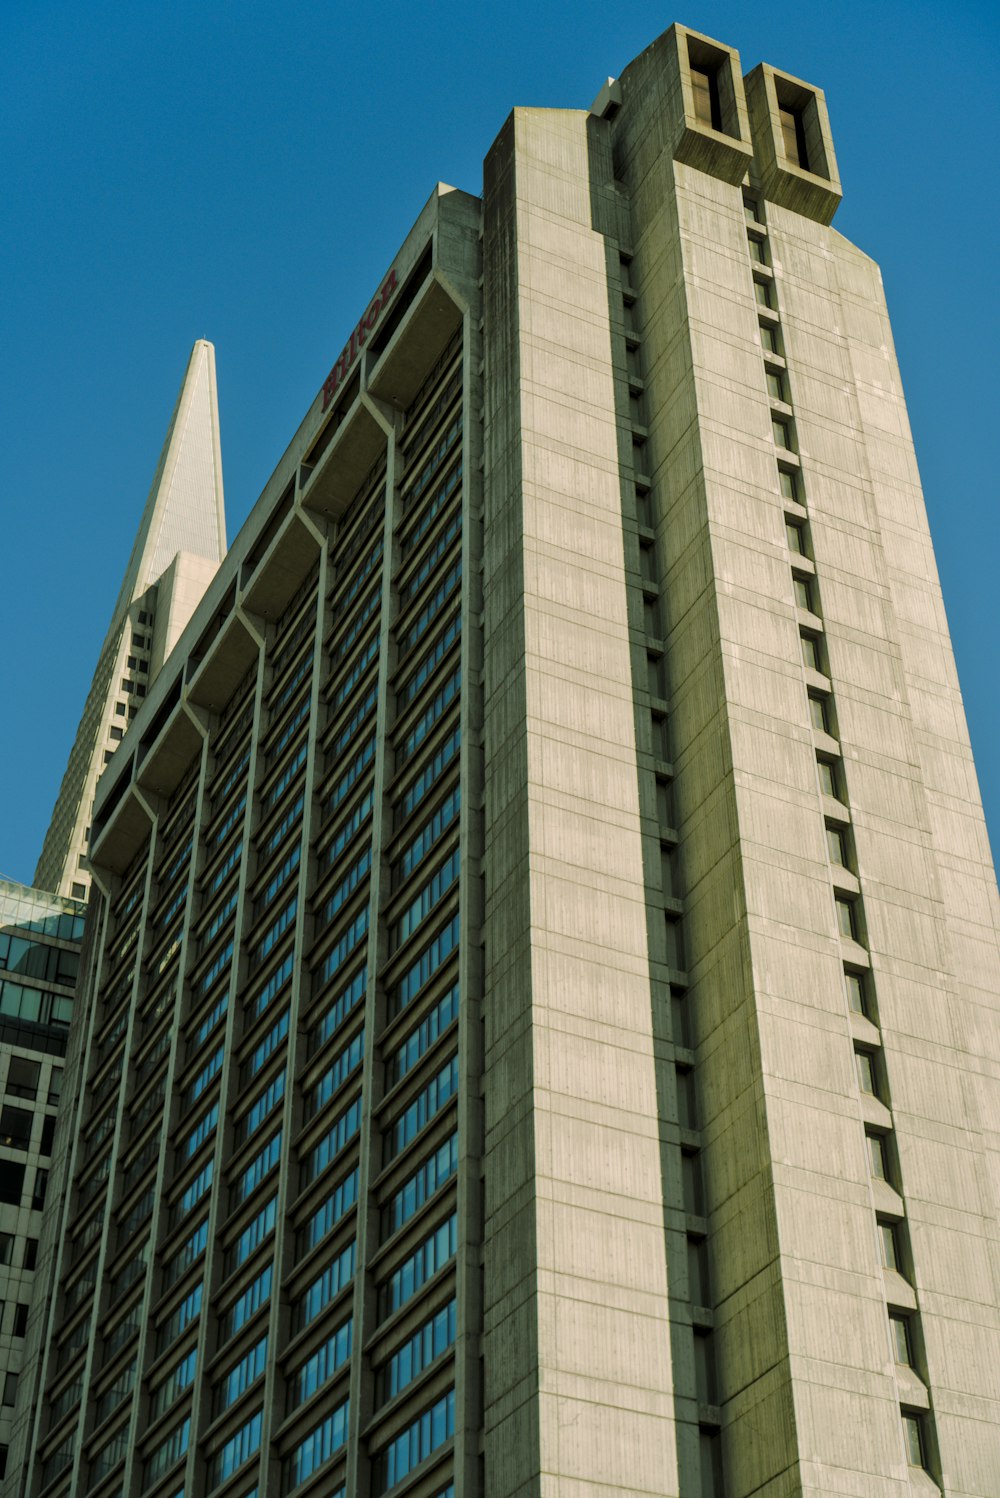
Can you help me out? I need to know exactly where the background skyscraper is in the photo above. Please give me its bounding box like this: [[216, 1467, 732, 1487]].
[[8, 24, 1000, 1498]]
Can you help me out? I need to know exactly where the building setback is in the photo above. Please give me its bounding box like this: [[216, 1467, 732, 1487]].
[[9, 23, 1000, 1498], [35, 339, 226, 902]]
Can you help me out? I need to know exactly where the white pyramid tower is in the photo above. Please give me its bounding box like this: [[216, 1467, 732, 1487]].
[[35, 341, 226, 897]]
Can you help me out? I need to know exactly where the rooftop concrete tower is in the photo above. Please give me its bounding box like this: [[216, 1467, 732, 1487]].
[[8, 25, 1000, 1498], [34, 340, 226, 900]]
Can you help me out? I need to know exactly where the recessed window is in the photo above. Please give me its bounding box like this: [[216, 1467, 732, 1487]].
[[103, 750, 114, 765], [794, 576, 814, 612], [72, 882, 86, 899], [817, 758, 841, 800], [772, 417, 794, 451], [826, 825, 847, 865], [867, 1131, 889, 1181], [879, 1220, 900, 1271], [110, 727, 124, 742], [855, 1049, 878, 1096], [23, 1238, 38, 1271], [836, 896, 857, 940], [750, 235, 768, 264], [115, 703, 126, 717], [754, 278, 775, 310], [760, 322, 780, 354], [12, 1303, 28, 1337], [0, 1235, 13, 1267], [779, 467, 800, 502], [890, 1313, 913, 1366], [2, 1373, 17, 1407], [744, 197, 761, 225], [785, 519, 806, 554], [846, 971, 867, 1015], [800, 633, 822, 672], [809, 695, 830, 732], [903, 1413, 925, 1467], [767, 369, 787, 402]]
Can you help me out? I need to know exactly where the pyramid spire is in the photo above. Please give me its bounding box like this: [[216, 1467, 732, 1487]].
[[35, 342, 227, 898]]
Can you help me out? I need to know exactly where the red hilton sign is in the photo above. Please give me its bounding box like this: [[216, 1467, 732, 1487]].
[[321, 269, 399, 410]]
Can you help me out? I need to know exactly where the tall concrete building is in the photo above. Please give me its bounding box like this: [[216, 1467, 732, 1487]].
[[35, 339, 227, 901], [9, 24, 1000, 1498]]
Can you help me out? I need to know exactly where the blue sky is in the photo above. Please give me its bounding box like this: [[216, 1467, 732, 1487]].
[[1, 0, 997, 884]]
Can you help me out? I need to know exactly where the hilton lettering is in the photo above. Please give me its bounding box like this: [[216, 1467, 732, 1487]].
[[321, 268, 399, 410]]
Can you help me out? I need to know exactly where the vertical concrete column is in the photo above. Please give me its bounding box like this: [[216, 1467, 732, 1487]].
[[482, 107, 676, 1498]]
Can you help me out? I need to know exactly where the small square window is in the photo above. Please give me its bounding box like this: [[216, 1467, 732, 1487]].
[[809, 695, 829, 732], [109, 727, 124, 742], [867, 1132, 889, 1181], [846, 971, 867, 1015], [890, 1313, 913, 1366], [879, 1221, 899, 1271], [71, 882, 87, 899], [836, 896, 857, 940], [903, 1413, 925, 1467], [103, 750, 114, 765], [856, 1049, 878, 1096], [115, 703, 126, 717]]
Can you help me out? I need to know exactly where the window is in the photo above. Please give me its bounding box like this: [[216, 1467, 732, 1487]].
[[809, 696, 829, 732], [206, 1409, 262, 1486], [867, 1132, 889, 1181], [750, 235, 767, 264], [855, 1049, 878, 1096], [800, 634, 822, 672], [115, 702, 126, 716], [744, 197, 761, 225], [377, 1299, 456, 1404], [754, 278, 774, 310], [785, 519, 806, 554], [2, 1372, 17, 1406], [229, 1195, 278, 1271], [296, 1241, 356, 1330], [284, 1398, 349, 1490], [846, 971, 867, 1016], [386, 1132, 459, 1234], [224, 1263, 272, 1337], [767, 369, 786, 402], [826, 826, 847, 865], [6, 1057, 39, 1100], [794, 576, 814, 612], [903, 1413, 925, 1467], [373, 1389, 455, 1493], [772, 417, 794, 451], [109, 727, 124, 741], [0, 1106, 33, 1150], [817, 758, 841, 800], [216, 1333, 268, 1412], [151, 1346, 197, 1419], [12, 1302, 28, 1336], [890, 1313, 913, 1366], [760, 322, 780, 354], [879, 1220, 900, 1271], [379, 1214, 456, 1318], [23, 1238, 38, 1270], [836, 897, 857, 940], [290, 1318, 352, 1408], [144, 1416, 191, 1484]]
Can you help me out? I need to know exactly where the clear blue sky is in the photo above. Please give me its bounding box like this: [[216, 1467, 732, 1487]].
[[1, 0, 997, 884]]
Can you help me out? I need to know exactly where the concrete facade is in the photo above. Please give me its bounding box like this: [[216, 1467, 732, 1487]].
[[7, 23, 1000, 1498]]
